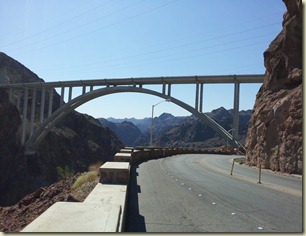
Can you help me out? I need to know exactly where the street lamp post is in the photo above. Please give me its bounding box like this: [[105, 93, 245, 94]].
[[149, 99, 171, 147], [226, 128, 236, 148]]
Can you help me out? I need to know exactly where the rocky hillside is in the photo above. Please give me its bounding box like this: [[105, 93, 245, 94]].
[[245, 0, 302, 174], [0, 52, 123, 206], [0, 175, 79, 232]]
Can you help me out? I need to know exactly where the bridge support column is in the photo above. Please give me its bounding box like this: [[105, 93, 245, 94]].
[[195, 83, 199, 111], [9, 88, 13, 103], [40, 89, 46, 124], [48, 88, 53, 118], [167, 84, 171, 96], [21, 87, 29, 145], [200, 83, 203, 113], [16, 89, 21, 111], [233, 81, 240, 140], [82, 85, 86, 95], [60, 86, 65, 106], [162, 83, 166, 95], [30, 89, 36, 136], [68, 87, 73, 102]]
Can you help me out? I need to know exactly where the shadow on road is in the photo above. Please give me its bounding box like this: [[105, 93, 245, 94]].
[[125, 163, 146, 232]]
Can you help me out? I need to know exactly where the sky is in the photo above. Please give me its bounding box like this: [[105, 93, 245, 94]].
[[0, 0, 286, 119]]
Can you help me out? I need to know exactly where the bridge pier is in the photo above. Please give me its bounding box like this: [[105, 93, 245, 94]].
[[167, 84, 171, 96], [195, 82, 204, 112], [40, 88, 46, 124], [30, 88, 36, 136], [60, 86, 65, 106], [48, 88, 53, 118], [21, 87, 28, 145], [233, 80, 240, 140], [68, 86, 73, 102], [200, 83, 203, 112], [16, 89, 21, 111], [195, 83, 199, 111], [8, 88, 13, 103]]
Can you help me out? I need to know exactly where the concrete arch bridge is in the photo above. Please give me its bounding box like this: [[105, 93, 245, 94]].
[[0, 74, 264, 154]]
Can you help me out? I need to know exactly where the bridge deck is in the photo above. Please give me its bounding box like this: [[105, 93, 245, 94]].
[[0, 74, 264, 88]]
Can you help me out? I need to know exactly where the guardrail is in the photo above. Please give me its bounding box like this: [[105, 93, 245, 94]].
[[21, 147, 233, 232]]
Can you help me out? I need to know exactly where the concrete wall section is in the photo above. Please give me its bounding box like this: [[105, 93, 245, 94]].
[[21, 202, 121, 232], [21, 147, 234, 233]]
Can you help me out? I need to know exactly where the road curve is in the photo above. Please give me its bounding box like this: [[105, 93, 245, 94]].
[[126, 154, 302, 233]]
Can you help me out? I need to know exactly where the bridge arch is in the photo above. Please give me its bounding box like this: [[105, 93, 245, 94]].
[[25, 86, 239, 153]]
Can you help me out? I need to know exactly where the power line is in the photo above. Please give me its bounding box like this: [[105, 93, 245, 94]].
[[3, 0, 146, 52], [41, 38, 270, 77], [5, 0, 178, 55], [1, 0, 114, 48], [38, 23, 279, 73]]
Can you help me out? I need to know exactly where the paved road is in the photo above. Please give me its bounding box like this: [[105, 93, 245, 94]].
[[125, 154, 302, 233]]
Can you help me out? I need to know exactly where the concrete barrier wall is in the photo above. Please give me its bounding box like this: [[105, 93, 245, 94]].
[[22, 147, 228, 232]]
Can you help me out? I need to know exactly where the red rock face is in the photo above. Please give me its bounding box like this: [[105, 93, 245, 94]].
[[245, 0, 302, 174]]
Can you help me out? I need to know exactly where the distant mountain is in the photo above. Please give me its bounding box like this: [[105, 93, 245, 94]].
[[105, 113, 185, 133], [107, 117, 151, 133], [100, 108, 252, 148], [99, 118, 142, 146], [152, 108, 253, 148], [150, 113, 185, 133]]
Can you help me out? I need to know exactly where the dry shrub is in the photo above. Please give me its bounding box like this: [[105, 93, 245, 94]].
[[71, 171, 98, 190]]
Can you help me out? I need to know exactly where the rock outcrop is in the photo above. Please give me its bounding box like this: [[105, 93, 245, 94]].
[[245, 0, 302, 174], [0, 52, 123, 206]]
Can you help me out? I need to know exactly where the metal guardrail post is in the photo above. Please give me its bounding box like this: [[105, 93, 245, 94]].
[[230, 159, 235, 175], [258, 160, 262, 184]]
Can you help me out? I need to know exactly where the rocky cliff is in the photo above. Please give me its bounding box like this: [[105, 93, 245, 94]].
[[245, 0, 302, 174], [0, 52, 123, 206]]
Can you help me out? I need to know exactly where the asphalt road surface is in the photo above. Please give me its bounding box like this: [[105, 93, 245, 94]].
[[125, 154, 302, 233]]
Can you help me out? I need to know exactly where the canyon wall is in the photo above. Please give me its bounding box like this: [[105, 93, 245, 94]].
[[245, 0, 302, 174], [0, 53, 123, 206]]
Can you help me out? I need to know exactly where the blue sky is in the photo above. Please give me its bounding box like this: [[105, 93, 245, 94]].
[[0, 0, 286, 118]]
